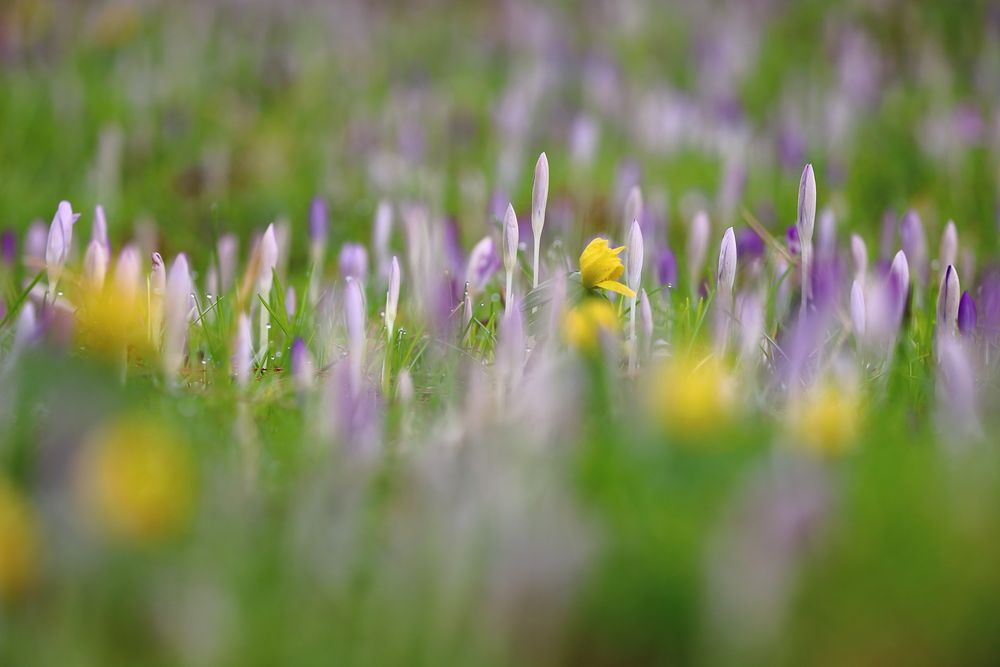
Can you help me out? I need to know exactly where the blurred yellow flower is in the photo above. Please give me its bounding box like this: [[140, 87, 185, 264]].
[[580, 238, 636, 298], [649, 353, 735, 436], [0, 480, 40, 601], [787, 383, 860, 456], [77, 417, 196, 544], [563, 299, 620, 352], [75, 284, 150, 357]]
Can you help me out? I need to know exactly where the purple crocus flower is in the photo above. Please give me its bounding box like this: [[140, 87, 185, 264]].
[[900, 210, 927, 288], [443, 217, 465, 278], [338, 243, 369, 282], [657, 246, 678, 288], [309, 196, 328, 248], [1, 229, 16, 265], [465, 236, 500, 294], [958, 291, 977, 336], [785, 226, 800, 257], [736, 227, 764, 263]]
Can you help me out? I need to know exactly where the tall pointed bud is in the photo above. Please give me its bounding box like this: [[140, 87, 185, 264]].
[[344, 279, 366, 394], [687, 211, 710, 292], [797, 164, 816, 308], [626, 219, 644, 293], [93, 205, 110, 255], [639, 288, 653, 359], [531, 152, 549, 289], [373, 200, 393, 282], [939, 220, 958, 274], [308, 196, 328, 251], [850, 280, 866, 339], [889, 250, 910, 321], [258, 223, 278, 297], [717, 227, 737, 295], [217, 235, 238, 293], [936, 265, 960, 333], [338, 243, 369, 282], [958, 291, 977, 336], [83, 240, 108, 291], [623, 186, 642, 246], [900, 210, 927, 289], [163, 254, 192, 383], [850, 234, 868, 282], [232, 312, 252, 387], [45, 201, 79, 290], [385, 256, 401, 339], [114, 245, 141, 306], [149, 252, 166, 345], [502, 203, 518, 315]]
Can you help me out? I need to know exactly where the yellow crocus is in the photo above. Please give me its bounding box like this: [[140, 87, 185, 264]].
[[76, 416, 196, 544], [649, 353, 735, 437], [787, 383, 860, 456], [580, 237, 636, 299], [0, 480, 40, 601], [75, 283, 150, 358], [563, 299, 620, 352]]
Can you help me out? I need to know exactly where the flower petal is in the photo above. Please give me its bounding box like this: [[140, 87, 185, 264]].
[[596, 279, 636, 298]]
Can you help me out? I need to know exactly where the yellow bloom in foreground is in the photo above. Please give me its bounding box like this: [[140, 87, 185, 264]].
[[563, 299, 620, 352], [75, 284, 150, 358], [0, 480, 40, 601], [580, 237, 636, 298], [787, 383, 860, 456], [77, 417, 195, 544], [649, 354, 735, 437]]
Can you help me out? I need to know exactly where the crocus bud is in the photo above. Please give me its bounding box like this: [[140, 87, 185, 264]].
[[658, 246, 678, 288], [817, 207, 836, 256], [385, 256, 401, 337], [217, 235, 238, 293], [958, 291, 977, 336], [151, 252, 166, 295], [889, 250, 910, 319], [397, 369, 414, 403], [83, 240, 108, 290], [502, 203, 518, 273], [93, 205, 110, 255], [45, 200, 79, 288], [114, 245, 141, 305], [939, 220, 958, 271], [623, 186, 642, 241], [717, 227, 737, 294], [900, 210, 927, 287], [373, 200, 393, 280], [11, 302, 37, 358], [163, 254, 192, 381], [258, 224, 278, 296], [233, 312, 252, 387], [344, 279, 366, 392], [309, 196, 328, 248], [24, 221, 46, 263], [797, 164, 816, 243], [850, 280, 866, 337], [936, 265, 960, 332], [850, 234, 868, 282], [149, 252, 166, 345], [289, 337, 312, 392], [626, 219, 644, 293], [465, 237, 500, 293], [1, 229, 16, 265], [338, 243, 369, 282], [285, 286, 296, 319], [639, 288, 653, 351], [531, 152, 549, 243], [687, 211, 710, 287]]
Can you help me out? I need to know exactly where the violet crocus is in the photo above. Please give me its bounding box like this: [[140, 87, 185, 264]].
[[1, 229, 16, 266], [24, 221, 47, 265], [338, 243, 369, 282], [900, 210, 927, 290], [344, 279, 366, 395], [466, 237, 500, 294], [715, 227, 737, 354], [936, 265, 960, 334], [626, 219, 644, 371], [502, 203, 518, 316], [957, 291, 977, 336], [309, 196, 328, 251], [45, 200, 80, 292], [658, 246, 678, 288], [687, 211, 710, 293], [83, 240, 108, 291], [531, 152, 549, 289], [850, 234, 868, 282], [289, 337, 312, 393], [797, 164, 816, 311], [233, 313, 252, 387], [163, 254, 192, 383], [850, 280, 866, 340]]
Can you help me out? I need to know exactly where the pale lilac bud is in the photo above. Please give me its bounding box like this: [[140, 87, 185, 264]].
[[93, 205, 110, 255], [797, 164, 816, 243], [164, 254, 192, 380], [936, 334, 980, 441], [232, 312, 252, 387], [285, 286, 296, 319], [217, 235, 238, 293], [290, 337, 312, 391], [687, 211, 710, 285], [11, 302, 37, 357], [889, 250, 910, 318], [658, 246, 678, 288], [531, 152, 549, 241], [373, 201, 393, 279], [817, 207, 836, 256], [150, 252, 166, 296], [83, 240, 108, 290], [626, 219, 644, 292], [258, 224, 278, 295], [309, 196, 328, 247], [385, 256, 401, 335], [344, 279, 366, 391], [939, 220, 958, 271], [338, 243, 369, 281], [639, 288, 653, 344], [45, 200, 79, 287], [24, 221, 46, 263], [623, 185, 642, 240], [900, 210, 927, 286], [114, 245, 141, 304], [502, 203, 518, 273], [717, 227, 737, 293], [958, 291, 977, 336], [850, 234, 868, 281], [936, 265, 960, 332], [396, 369, 414, 403], [850, 280, 866, 337], [465, 237, 500, 293], [1, 229, 16, 265]]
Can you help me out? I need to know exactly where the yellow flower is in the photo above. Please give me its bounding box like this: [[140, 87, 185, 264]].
[[580, 237, 636, 298], [787, 383, 860, 456], [0, 480, 40, 601], [77, 416, 196, 544], [649, 353, 735, 437], [75, 283, 150, 358], [563, 299, 620, 352]]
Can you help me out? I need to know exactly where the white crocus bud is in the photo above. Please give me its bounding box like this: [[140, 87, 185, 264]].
[[83, 240, 108, 291], [531, 152, 549, 289], [687, 211, 710, 292], [850, 233, 868, 283], [623, 186, 642, 243], [850, 279, 866, 339], [626, 219, 644, 371], [233, 312, 253, 387], [717, 227, 737, 295], [797, 164, 816, 309], [258, 223, 279, 297], [93, 205, 110, 255], [345, 279, 366, 394], [149, 252, 166, 346], [385, 256, 401, 339], [502, 203, 518, 316], [936, 265, 960, 333], [939, 220, 958, 275], [163, 254, 192, 383], [44, 200, 79, 291], [114, 245, 141, 305]]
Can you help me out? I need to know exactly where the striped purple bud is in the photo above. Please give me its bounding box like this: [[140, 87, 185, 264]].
[[657, 246, 678, 288], [936, 265, 960, 333], [957, 291, 977, 336]]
